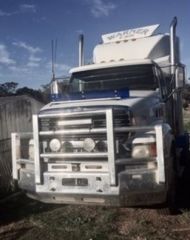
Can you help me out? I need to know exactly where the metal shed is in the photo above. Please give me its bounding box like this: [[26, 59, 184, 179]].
[[0, 95, 43, 195]]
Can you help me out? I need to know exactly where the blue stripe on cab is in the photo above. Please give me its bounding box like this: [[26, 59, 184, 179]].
[[51, 88, 129, 101]]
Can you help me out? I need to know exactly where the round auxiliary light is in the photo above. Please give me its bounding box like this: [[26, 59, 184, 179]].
[[49, 138, 61, 152], [83, 138, 96, 152], [96, 141, 107, 152]]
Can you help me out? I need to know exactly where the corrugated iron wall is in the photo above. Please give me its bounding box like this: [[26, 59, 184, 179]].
[[0, 139, 12, 192], [0, 95, 43, 195]]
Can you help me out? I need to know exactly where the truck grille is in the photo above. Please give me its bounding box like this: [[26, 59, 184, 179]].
[[39, 109, 130, 131], [35, 107, 132, 187], [38, 108, 131, 156]]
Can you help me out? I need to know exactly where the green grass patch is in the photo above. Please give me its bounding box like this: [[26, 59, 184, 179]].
[[18, 205, 123, 240], [184, 121, 190, 131]]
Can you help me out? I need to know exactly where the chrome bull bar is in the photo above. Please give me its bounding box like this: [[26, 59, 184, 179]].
[[12, 109, 165, 196]]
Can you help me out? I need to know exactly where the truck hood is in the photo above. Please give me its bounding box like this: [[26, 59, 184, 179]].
[[40, 90, 159, 114]]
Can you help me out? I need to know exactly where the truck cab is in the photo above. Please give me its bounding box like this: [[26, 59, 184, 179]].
[[12, 18, 187, 207]]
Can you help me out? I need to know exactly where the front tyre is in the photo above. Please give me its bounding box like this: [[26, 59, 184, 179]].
[[166, 146, 180, 214]]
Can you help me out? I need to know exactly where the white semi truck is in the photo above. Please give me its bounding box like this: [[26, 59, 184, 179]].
[[12, 17, 188, 207]]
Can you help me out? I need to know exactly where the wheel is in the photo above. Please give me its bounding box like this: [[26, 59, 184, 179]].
[[166, 145, 180, 214]]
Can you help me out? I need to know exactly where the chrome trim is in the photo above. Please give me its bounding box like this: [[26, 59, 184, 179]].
[[39, 128, 126, 135], [57, 119, 92, 126], [155, 125, 165, 183], [36, 172, 118, 195], [17, 159, 34, 165], [11, 133, 20, 180], [12, 132, 33, 180], [45, 97, 121, 106], [47, 162, 108, 172], [40, 152, 108, 159], [39, 110, 106, 118], [39, 126, 154, 136], [106, 109, 116, 185], [33, 115, 41, 184]]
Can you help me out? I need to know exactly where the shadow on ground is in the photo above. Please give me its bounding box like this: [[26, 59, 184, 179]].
[[0, 193, 59, 226], [177, 165, 190, 210], [1, 164, 190, 226]]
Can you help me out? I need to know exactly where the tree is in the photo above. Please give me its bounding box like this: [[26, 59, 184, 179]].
[[16, 87, 44, 103], [0, 82, 18, 96]]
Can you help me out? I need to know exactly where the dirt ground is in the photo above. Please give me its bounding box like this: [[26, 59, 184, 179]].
[[1, 175, 190, 240], [1, 158, 190, 240]]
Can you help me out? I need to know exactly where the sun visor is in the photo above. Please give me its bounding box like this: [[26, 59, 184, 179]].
[[102, 24, 159, 43], [93, 34, 180, 65]]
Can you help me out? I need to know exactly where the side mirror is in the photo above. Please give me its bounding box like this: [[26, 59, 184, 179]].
[[175, 65, 185, 88]]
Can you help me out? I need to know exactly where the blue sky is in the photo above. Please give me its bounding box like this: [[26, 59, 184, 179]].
[[0, 0, 189, 89]]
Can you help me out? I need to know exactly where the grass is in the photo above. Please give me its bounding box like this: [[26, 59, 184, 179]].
[[18, 205, 122, 240], [1, 194, 190, 240], [183, 108, 190, 131], [184, 121, 190, 131], [0, 195, 124, 240]]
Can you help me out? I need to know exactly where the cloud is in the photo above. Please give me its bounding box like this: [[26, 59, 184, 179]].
[[86, 0, 116, 18], [13, 41, 42, 68], [0, 44, 15, 65], [7, 62, 71, 89], [0, 9, 17, 17], [0, 10, 12, 17], [0, 4, 36, 17], [47, 62, 71, 76], [19, 4, 37, 13], [13, 41, 41, 54], [8, 65, 29, 73], [27, 62, 40, 68], [29, 55, 41, 62], [55, 63, 71, 73]]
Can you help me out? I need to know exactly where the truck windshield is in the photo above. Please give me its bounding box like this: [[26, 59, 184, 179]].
[[69, 64, 157, 92]]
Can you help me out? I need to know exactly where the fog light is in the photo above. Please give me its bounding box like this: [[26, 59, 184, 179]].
[[96, 141, 107, 152], [132, 143, 156, 159], [49, 138, 61, 152], [83, 138, 95, 152]]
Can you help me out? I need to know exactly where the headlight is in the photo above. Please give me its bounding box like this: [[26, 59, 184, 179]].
[[49, 138, 61, 152], [132, 143, 157, 159]]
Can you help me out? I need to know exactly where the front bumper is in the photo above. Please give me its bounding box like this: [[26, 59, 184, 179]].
[[18, 168, 166, 206]]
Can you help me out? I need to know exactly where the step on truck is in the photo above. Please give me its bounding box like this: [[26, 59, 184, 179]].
[[12, 17, 189, 207]]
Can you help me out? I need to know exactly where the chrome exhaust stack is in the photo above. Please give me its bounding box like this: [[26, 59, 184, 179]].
[[169, 17, 184, 134], [79, 34, 84, 66], [50, 79, 59, 95], [170, 16, 177, 75]]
